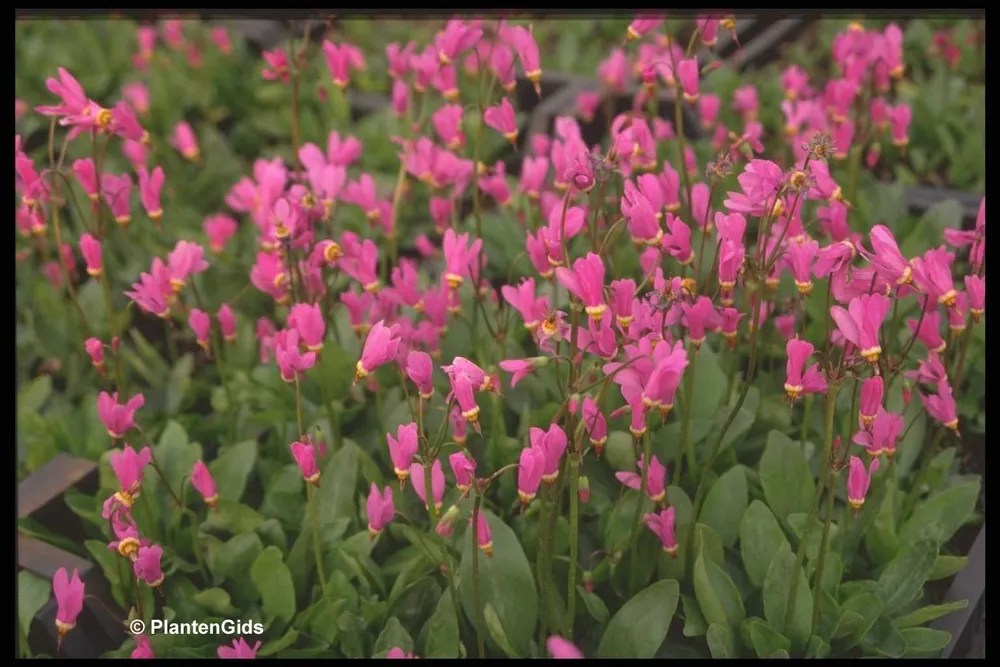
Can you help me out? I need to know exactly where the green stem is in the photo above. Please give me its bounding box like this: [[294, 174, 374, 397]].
[[785, 382, 839, 627], [627, 431, 652, 592], [566, 452, 580, 640], [536, 484, 549, 644], [800, 394, 813, 445], [307, 483, 329, 599], [471, 495, 486, 659], [294, 375, 304, 437], [681, 344, 698, 481], [810, 462, 838, 631]]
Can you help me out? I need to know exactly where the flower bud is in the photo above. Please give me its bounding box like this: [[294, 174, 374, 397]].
[[578, 476, 590, 504]]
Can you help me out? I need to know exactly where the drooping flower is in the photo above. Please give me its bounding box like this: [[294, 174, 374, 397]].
[[517, 445, 546, 504], [97, 391, 145, 439], [921, 382, 960, 432], [784, 338, 827, 401], [290, 440, 321, 485], [366, 483, 395, 538], [52, 567, 85, 641], [410, 459, 446, 512], [547, 635, 584, 659], [556, 253, 607, 321], [644, 506, 678, 556], [616, 455, 667, 504], [356, 320, 402, 381], [108, 445, 152, 507], [858, 376, 884, 429], [133, 545, 164, 587], [530, 425, 568, 484], [846, 456, 879, 513], [852, 408, 904, 458], [387, 423, 419, 483], [448, 451, 476, 493], [829, 293, 891, 365]]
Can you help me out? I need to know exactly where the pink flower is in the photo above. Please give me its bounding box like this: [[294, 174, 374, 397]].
[[170, 121, 199, 161], [830, 293, 891, 364], [576, 90, 600, 121], [911, 247, 958, 307], [275, 330, 317, 382], [137, 166, 164, 221], [191, 460, 218, 508], [71, 158, 100, 201], [498, 358, 543, 388], [79, 233, 103, 277], [322, 41, 366, 88], [366, 483, 395, 538], [644, 506, 678, 556], [547, 636, 584, 659], [471, 511, 493, 558], [387, 423, 419, 483], [290, 440, 321, 485], [616, 454, 668, 504], [784, 338, 827, 401], [133, 544, 164, 587], [448, 451, 476, 493], [906, 309, 945, 354], [97, 391, 145, 439], [167, 240, 209, 290], [556, 253, 607, 321], [109, 445, 152, 505], [410, 460, 446, 512], [965, 275, 985, 321], [36, 67, 90, 121], [218, 638, 262, 659], [723, 159, 785, 217], [131, 634, 155, 658], [436, 19, 482, 65], [262, 48, 290, 83], [109, 100, 147, 143], [887, 103, 911, 147], [775, 314, 797, 341], [405, 351, 435, 398], [732, 85, 759, 120], [680, 296, 718, 348], [387, 647, 417, 659], [442, 229, 483, 290], [517, 445, 546, 504], [785, 239, 819, 294], [530, 425, 568, 484], [484, 97, 518, 145], [697, 93, 721, 129], [859, 376, 884, 429], [677, 57, 700, 103], [640, 339, 689, 413], [921, 383, 959, 432], [52, 567, 85, 639], [287, 303, 325, 352], [847, 456, 879, 512], [502, 278, 549, 332], [211, 26, 232, 54], [853, 408, 904, 458], [217, 305, 237, 342], [101, 173, 134, 226], [188, 309, 211, 353], [506, 25, 542, 92], [356, 320, 401, 380], [520, 156, 549, 199], [84, 337, 105, 372]]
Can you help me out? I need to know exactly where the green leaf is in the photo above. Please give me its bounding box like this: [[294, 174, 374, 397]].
[[874, 537, 939, 616], [832, 593, 883, 650], [84, 539, 127, 608], [689, 345, 726, 420], [700, 466, 749, 548], [257, 627, 300, 657], [862, 615, 906, 658], [152, 420, 202, 508], [928, 555, 967, 581], [209, 440, 257, 504], [759, 431, 815, 525], [896, 599, 968, 629], [706, 623, 735, 658], [459, 510, 537, 657], [682, 594, 707, 638], [864, 478, 899, 566], [250, 546, 296, 630], [193, 588, 237, 615], [317, 440, 360, 530], [740, 500, 789, 588], [743, 617, 792, 658], [420, 589, 460, 658], [898, 481, 979, 546], [804, 634, 830, 658], [373, 617, 413, 656], [578, 586, 610, 625], [693, 554, 745, 630], [901, 627, 952, 656], [596, 579, 680, 658], [762, 542, 812, 653], [483, 603, 519, 658], [316, 343, 354, 401], [18, 376, 52, 414], [18, 571, 50, 637], [201, 502, 267, 535]]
